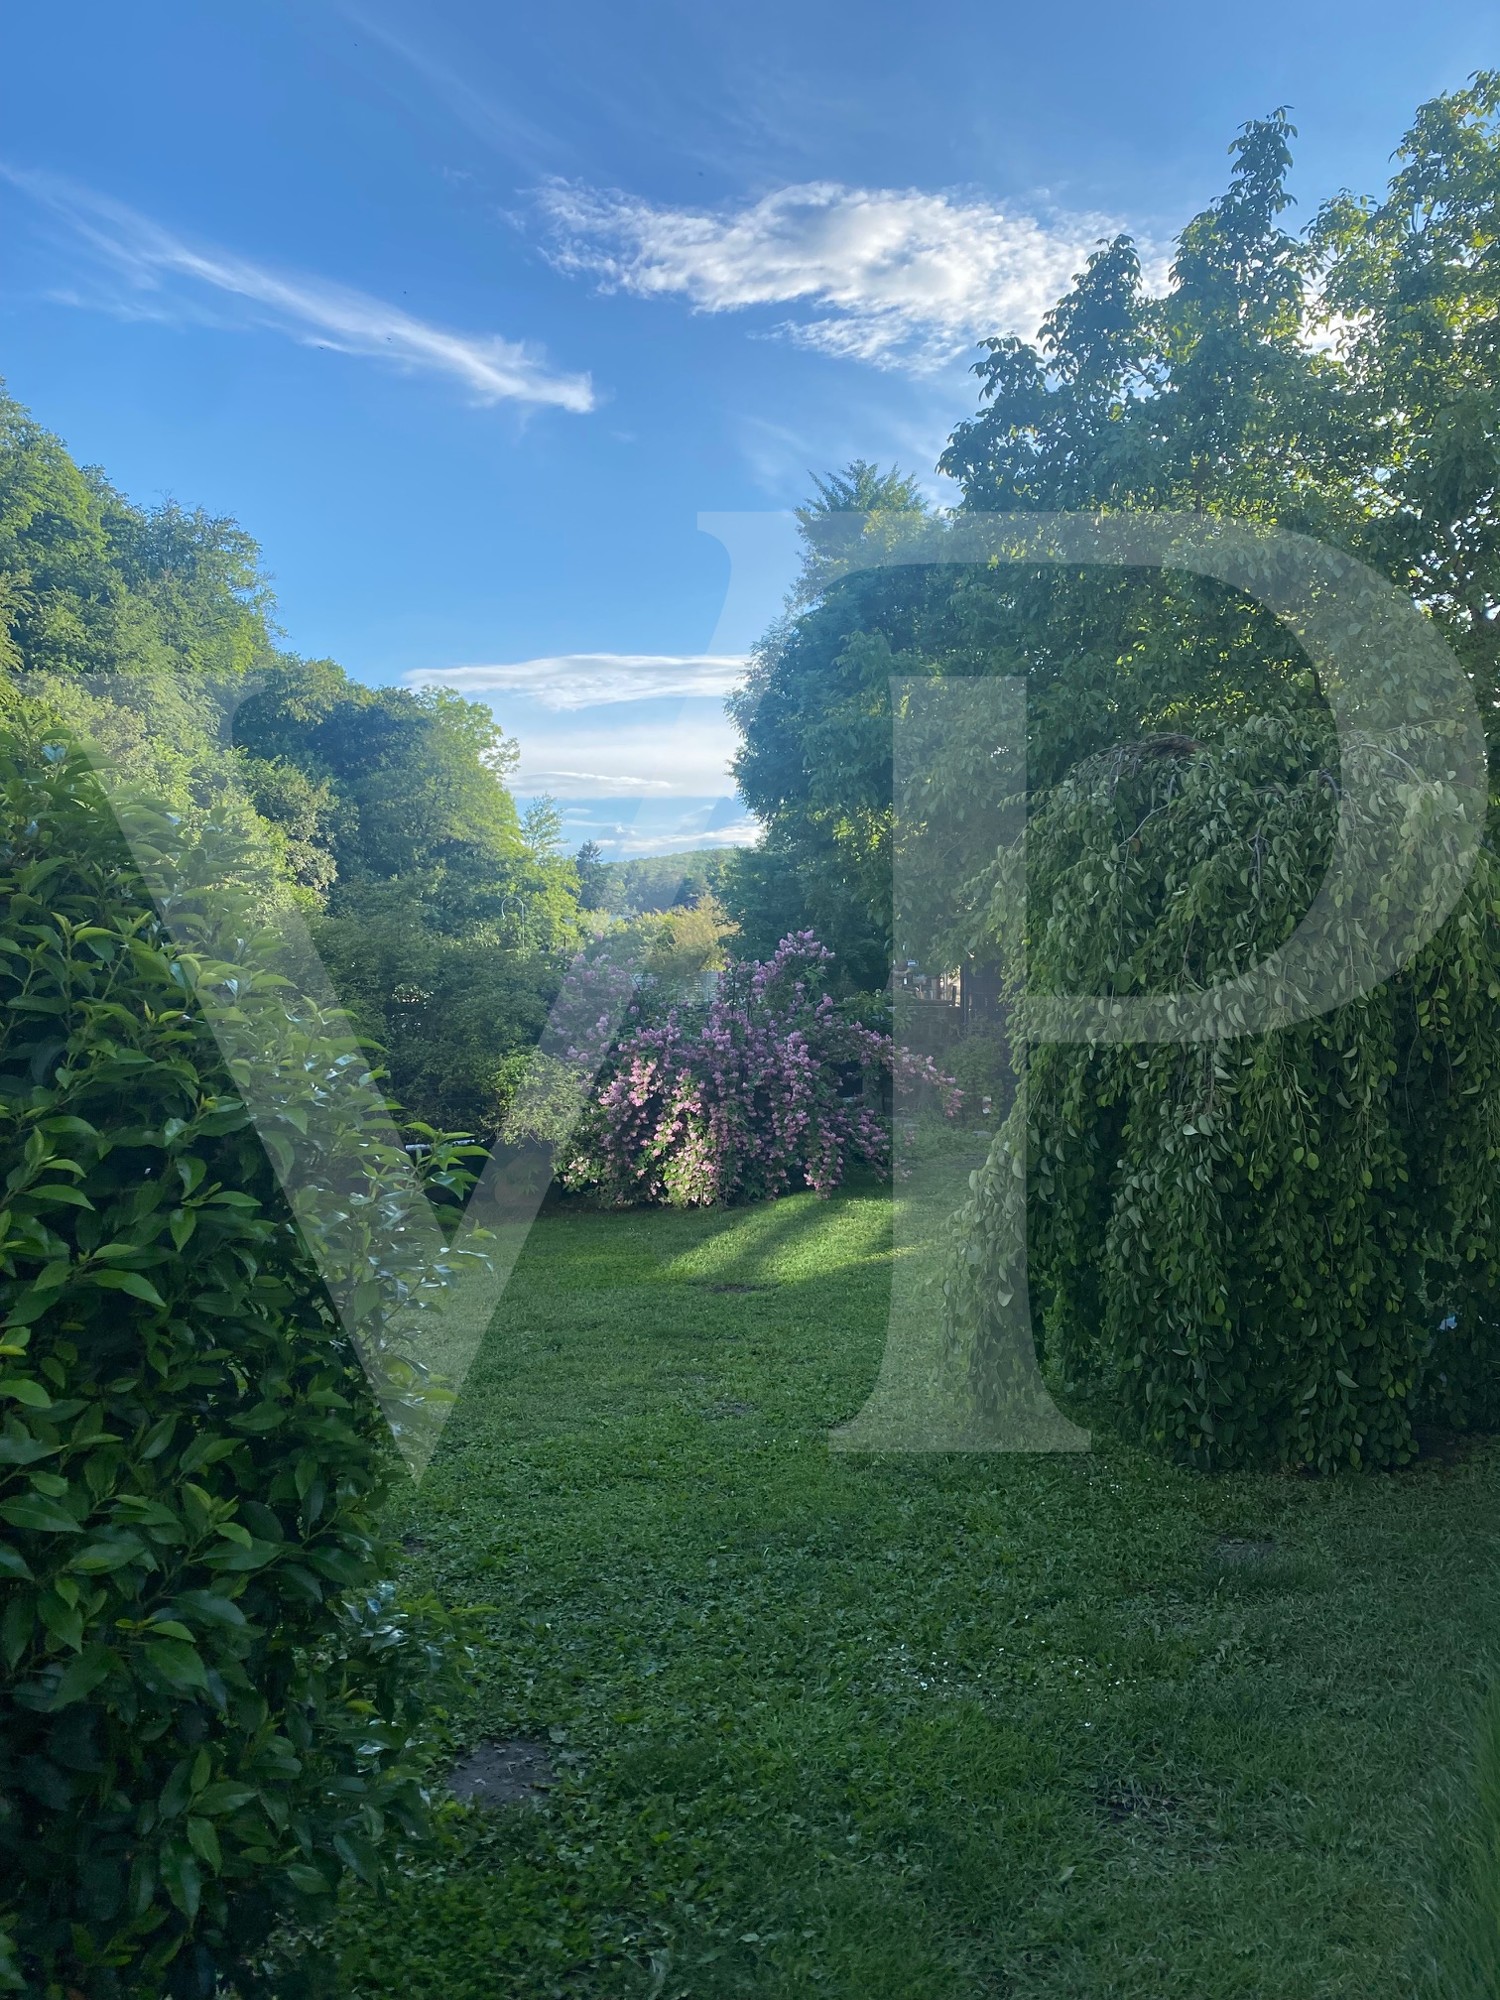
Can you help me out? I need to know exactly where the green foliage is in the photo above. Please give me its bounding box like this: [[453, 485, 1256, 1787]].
[[718, 832, 890, 999], [942, 1029, 1010, 1118], [733, 109, 1365, 954], [308, 894, 570, 1143], [0, 743, 467, 1998], [236, 665, 583, 1137], [1311, 72, 1500, 720], [234, 663, 526, 903], [572, 840, 611, 913], [0, 389, 272, 687], [727, 471, 935, 979], [629, 892, 737, 996]]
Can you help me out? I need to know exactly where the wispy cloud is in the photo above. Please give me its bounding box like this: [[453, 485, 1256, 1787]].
[[334, 4, 564, 171], [525, 770, 674, 790], [538, 178, 1145, 372], [511, 713, 740, 797], [4, 165, 594, 412], [605, 815, 760, 856], [530, 798, 761, 860], [410, 652, 748, 708]]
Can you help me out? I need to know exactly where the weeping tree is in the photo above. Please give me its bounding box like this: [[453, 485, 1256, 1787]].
[[944, 713, 1500, 1470]]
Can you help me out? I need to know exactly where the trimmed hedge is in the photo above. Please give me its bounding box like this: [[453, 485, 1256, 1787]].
[[0, 742, 465, 1998]]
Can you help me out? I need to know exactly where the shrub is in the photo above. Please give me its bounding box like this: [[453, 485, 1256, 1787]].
[[0, 741, 466, 1997], [560, 932, 958, 1207]]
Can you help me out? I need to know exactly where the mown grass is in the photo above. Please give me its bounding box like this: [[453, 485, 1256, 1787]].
[[326, 1185, 1500, 1998]]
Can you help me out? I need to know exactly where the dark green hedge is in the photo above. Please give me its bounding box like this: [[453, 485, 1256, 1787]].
[[0, 743, 465, 1997]]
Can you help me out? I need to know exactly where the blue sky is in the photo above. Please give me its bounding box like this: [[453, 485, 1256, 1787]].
[[3, 0, 1497, 853]]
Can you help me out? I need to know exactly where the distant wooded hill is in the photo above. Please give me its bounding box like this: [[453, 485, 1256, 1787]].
[[590, 846, 738, 913]]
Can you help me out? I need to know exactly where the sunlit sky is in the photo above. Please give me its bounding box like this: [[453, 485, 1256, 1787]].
[[3, 1, 1497, 852]]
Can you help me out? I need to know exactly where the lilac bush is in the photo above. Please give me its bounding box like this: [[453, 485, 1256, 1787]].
[[559, 931, 961, 1207]]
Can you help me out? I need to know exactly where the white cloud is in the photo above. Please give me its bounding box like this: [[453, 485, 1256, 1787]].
[[1298, 303, 1368, 358], [409, 652, 748, 708], [512, 711, 740, 797], [610, 817, 760, 856], [537, 805, 761, 860], [4, 166, 594, 413], [538, 178, 1138, 372], [534, 797, 762, 860], [527, 770, 673, 790]]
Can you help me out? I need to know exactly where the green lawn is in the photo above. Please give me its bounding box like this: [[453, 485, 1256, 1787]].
[[328, 1186, 1500, 1998]]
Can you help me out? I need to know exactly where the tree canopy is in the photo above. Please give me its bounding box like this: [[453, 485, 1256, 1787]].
[[0, 380, 584, 1139], [728, 80, 1500, 976]]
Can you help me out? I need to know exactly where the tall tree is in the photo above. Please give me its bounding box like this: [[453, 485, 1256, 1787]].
[[728, 82, 1500, 1469]]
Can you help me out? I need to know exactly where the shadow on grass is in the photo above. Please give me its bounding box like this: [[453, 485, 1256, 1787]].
[[654, 1186, 894, 1291]]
